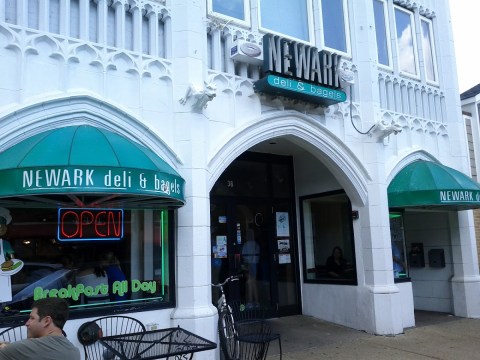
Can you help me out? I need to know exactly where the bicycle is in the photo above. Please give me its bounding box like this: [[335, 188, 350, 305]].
[[212, 274, 242, 360]]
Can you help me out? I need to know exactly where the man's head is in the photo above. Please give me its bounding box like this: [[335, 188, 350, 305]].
[[26, 298, 70, 338]]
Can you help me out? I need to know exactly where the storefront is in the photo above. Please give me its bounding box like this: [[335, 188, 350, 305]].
[[1, 2, 480, 359], [0, 125, 185, 326], [387, 160, 480, 316]]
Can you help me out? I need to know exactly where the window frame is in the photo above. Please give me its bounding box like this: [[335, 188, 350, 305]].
[[420, 16, 438, 85], [373, 0, 393, 69], [299, 190, 358, 286], [318, 0, 352, 58], [393, 5, 420, 79], [207, 0, 251, 28], [257, 0, 314, 44]]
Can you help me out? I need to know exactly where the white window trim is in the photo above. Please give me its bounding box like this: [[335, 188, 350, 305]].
[[420, 16, 439, 86], [318, 0, 352, 58], [257, 0, 314, 44], [207, 0, 251, 28], [374, 0, 393, 70], [393, 5, 420, 80]]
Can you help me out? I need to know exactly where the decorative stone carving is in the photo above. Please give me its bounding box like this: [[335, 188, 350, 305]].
[[179, 81, 217, 112], [371, 119, 403, 140]]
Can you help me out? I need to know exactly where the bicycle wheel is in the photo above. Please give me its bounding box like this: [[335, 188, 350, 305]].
[[218, 308, 239, 360]]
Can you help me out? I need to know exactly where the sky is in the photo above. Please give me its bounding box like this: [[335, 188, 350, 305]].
[[449, 0, 480, 93]]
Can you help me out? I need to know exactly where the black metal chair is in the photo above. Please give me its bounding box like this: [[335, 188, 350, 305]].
[[0, 324, 27, 343], [220, 302, 282, 360], [77, 315, 146, 360]]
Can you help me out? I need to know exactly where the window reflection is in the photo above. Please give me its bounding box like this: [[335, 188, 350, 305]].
[[300, 191, 357, 284], [421, 18, 436, 82], [2, 208, 173, 318], [260, 0, 309, 41], [395, 7, 417, 75], [212, 0, 245, 21], [389, 213, 409, 280], [322, 0, 348, 53]]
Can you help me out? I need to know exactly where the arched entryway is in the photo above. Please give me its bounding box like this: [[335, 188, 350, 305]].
[[208, 115, 370, 318]]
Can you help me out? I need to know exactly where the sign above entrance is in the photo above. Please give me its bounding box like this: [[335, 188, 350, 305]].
[[0, 166, 183, 200], [388, 160, 480, 210], [254, 74, 347, 106], [0, 126, 186, 208], [254, 34, 347, 106]]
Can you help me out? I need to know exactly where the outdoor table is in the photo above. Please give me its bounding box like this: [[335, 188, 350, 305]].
[[99, 326, 217, 359]]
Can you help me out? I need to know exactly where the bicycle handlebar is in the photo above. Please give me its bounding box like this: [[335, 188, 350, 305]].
[[211, 274, 243, 288]]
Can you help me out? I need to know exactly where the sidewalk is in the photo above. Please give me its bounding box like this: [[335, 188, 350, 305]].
[[265, 311, 480, 359]]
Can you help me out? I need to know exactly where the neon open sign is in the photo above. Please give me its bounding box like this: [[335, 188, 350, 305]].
[[57, 208, 124, 242]]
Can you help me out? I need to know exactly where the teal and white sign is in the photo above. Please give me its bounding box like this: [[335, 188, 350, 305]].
[[388, 160, 480, 210], [0, 166, 184, 201], [255, 34, 348, 106], [254, 74, 347, 106], [0, 125, 186, 207]]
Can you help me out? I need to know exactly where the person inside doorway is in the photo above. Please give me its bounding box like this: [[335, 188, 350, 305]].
[[242, 227, 260, 305]]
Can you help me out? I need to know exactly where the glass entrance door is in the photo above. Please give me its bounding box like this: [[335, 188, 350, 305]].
[[210, 152, 300, 317], [211, 200, 300, 316], [235, 203, 272, 309], [273, 202, 299, 316]]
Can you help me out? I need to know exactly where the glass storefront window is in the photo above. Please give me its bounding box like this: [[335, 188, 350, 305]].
[[389, 212, 409, 280], [0, 208, 174, 321], [300, 191, 357, 285]]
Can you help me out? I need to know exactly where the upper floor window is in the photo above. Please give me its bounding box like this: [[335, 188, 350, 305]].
[[394, 6, 418, 76], [321, 0, 350, 55], [373, 0, 391, 67], [259, 0, 310, 41], [209, 0, 250, 25], [421, 17, 437, 83]]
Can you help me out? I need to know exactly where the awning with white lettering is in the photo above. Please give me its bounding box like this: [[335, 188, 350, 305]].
[[0, 125, 185, 209], [388, 160, 480, 210]]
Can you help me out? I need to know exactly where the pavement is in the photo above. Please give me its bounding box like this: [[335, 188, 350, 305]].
[[264, 311, 480, 359]]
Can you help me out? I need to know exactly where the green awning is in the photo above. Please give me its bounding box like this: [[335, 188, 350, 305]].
[[0, 125, 185, 209], [388, 160, 480, 210]]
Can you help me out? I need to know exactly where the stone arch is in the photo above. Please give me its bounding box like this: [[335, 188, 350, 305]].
[[0, 94, 182, 168], [208, 111, 370, 206]]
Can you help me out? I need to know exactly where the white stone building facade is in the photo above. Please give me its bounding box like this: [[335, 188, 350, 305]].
[[1, 0, 480, 359]]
